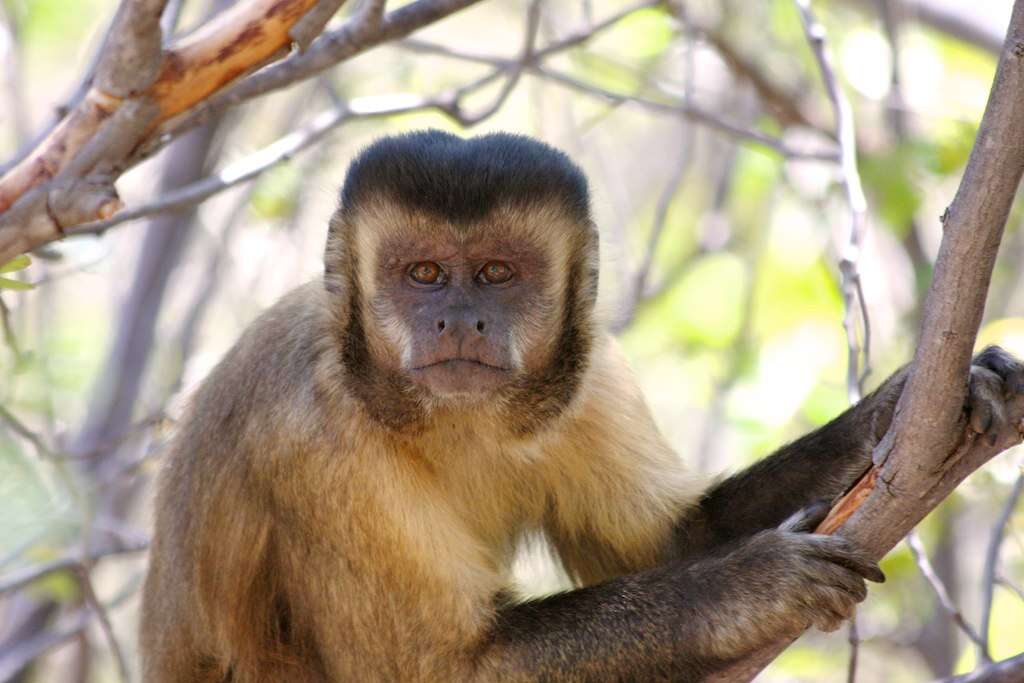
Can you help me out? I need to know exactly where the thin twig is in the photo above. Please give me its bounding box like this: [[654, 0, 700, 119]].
[[847, 614, 859, 683], [399, 32, 837, 161], [996, 574, 1024, 602], [0, 576, 141, 680], [140, 0, 486, 156], [0, 539, 148, 595], [74, 565, 130, 682], [938, 651, 1024, 683], [444, 0, 542, 125], [906, 530, 989, 655], [980, 473, 1024, 661], [0, 2, 30, 146], [614, 8, 697, 332], [290, 0, 350, 51], [0, 403, 53, 459], [0, 293, 22, 363], [70, 2, 656, 236], [793, 0, 871, 403]]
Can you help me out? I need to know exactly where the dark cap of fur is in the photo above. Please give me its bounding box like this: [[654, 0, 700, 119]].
[[339, 130, 591, 224]]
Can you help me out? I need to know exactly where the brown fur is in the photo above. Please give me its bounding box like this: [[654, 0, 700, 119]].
[[140, 194, 703, 681], [145, 132, 977, 681]]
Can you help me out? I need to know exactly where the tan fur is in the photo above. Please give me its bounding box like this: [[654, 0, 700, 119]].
[[140, 194, 703, 680]]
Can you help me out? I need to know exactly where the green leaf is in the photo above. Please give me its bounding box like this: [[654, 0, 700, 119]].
[[0, 277, 34, 291], [0, 255, 31, 274]]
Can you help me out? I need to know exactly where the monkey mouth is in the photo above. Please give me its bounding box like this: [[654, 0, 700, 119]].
[[413, 358, 509, 372], [409, 358, 512, 395]]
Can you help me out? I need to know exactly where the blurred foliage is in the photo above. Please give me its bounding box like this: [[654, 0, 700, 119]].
[[0, 254, 33, 289]]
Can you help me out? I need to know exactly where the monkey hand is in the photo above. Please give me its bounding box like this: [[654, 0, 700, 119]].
[[859, 345, 1024, 451], [690, 501, 883, 657], [964, 345, 1024, 448]]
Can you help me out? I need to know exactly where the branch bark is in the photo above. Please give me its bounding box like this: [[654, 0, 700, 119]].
[[939, 652, 1024, 683], [709, 1, 1024, 679], [0, 0, 481, 264]]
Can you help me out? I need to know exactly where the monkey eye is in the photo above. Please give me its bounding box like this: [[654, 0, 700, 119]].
[[477, 261, 514, 285], [408, 261, 444, 286]]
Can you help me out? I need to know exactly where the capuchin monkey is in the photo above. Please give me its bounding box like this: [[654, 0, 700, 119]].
[[139, 131, 1024, 682]]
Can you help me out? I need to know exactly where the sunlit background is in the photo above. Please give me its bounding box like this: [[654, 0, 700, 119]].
[[1, 0, 1022, 681]]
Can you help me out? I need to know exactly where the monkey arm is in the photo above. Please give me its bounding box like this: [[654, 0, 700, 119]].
[[672, 370, 904, 559], [675, 346, 1024, 559], [484, 562, 731, 681], [483, 506, 882, 682]]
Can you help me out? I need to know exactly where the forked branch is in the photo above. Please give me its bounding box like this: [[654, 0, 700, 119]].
[[709, 1, 1024, 680]]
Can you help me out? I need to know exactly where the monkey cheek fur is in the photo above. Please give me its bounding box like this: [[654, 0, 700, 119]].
[[409, 359, 513, 397]]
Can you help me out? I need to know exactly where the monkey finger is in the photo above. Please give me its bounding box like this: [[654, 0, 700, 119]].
[[818, 569, 869, 604], [803, 560, 870, 607], [810, 612, 844, 633], [805, 536, 885, 583], [974, 346, 1024, 395], [778, 499, 832, 533], [968, 394, 993, 435], [802, 592, 853, 633], [968, 366, 1007, 442]]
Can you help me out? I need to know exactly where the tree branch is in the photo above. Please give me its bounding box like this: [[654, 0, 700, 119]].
[[0, 0, 483, 265], [64, 3, 704, 236], [708, 1, 1024, 679], [906, 531, 988, 656], [979, 473, 1024, 661], [793, 0, 871, 403], [938, 652, 1024, 683]]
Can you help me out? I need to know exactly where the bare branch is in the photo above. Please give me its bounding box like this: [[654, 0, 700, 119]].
[[980, 473, 1024, 661], [899, 0, 1003, 55], [938, 652, 1024, 683], [793, 0, 870, 403], [0, 2, 31, 146], [67, 3, 668, 236], [0, 539, 148, 595], [846, 615, 859, 683], [662, 1, 817, 130], [74, 565, 129, 683], [149, 0, 484, 151], [0, 577, 141, 680], [709, 1, 1024, 678], [0, 403, 53, 459], [614, 11, 698, 333], [441, 0, 542, 125], [290, 0, 350, 51], [906, 531, 988, 654], [996, 574, 1024, 602], [0, 611, 91, 682], [70, 105, 350, 236], [400, 19, 837, 161], [0, 0, 487, 263], [0, 293, 21, 363], [93, 0, 168, 97]]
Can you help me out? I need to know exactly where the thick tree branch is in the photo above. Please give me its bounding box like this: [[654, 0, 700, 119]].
[[709, 1, 1024, 680], [0, 0, 482, 265]]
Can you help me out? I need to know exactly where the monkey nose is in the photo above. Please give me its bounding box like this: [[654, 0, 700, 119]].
[[436, 317, 486, 335]]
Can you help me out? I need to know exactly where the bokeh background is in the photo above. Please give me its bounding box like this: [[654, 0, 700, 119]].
[[0, 0, 1022, 680]]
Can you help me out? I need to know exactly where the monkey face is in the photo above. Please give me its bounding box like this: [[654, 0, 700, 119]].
[[328, 131, 599, 429], [373, 233, 550, 398]]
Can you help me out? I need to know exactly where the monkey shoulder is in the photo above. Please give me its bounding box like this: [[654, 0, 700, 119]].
[[168, 282, 354, 472]]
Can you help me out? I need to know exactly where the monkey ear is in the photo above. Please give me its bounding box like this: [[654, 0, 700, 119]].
[[324, 211, 351, 295], [778, 499, 832, 533]]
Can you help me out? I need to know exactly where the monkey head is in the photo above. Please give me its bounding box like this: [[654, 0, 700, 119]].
[[324, 131, 599, 432]]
